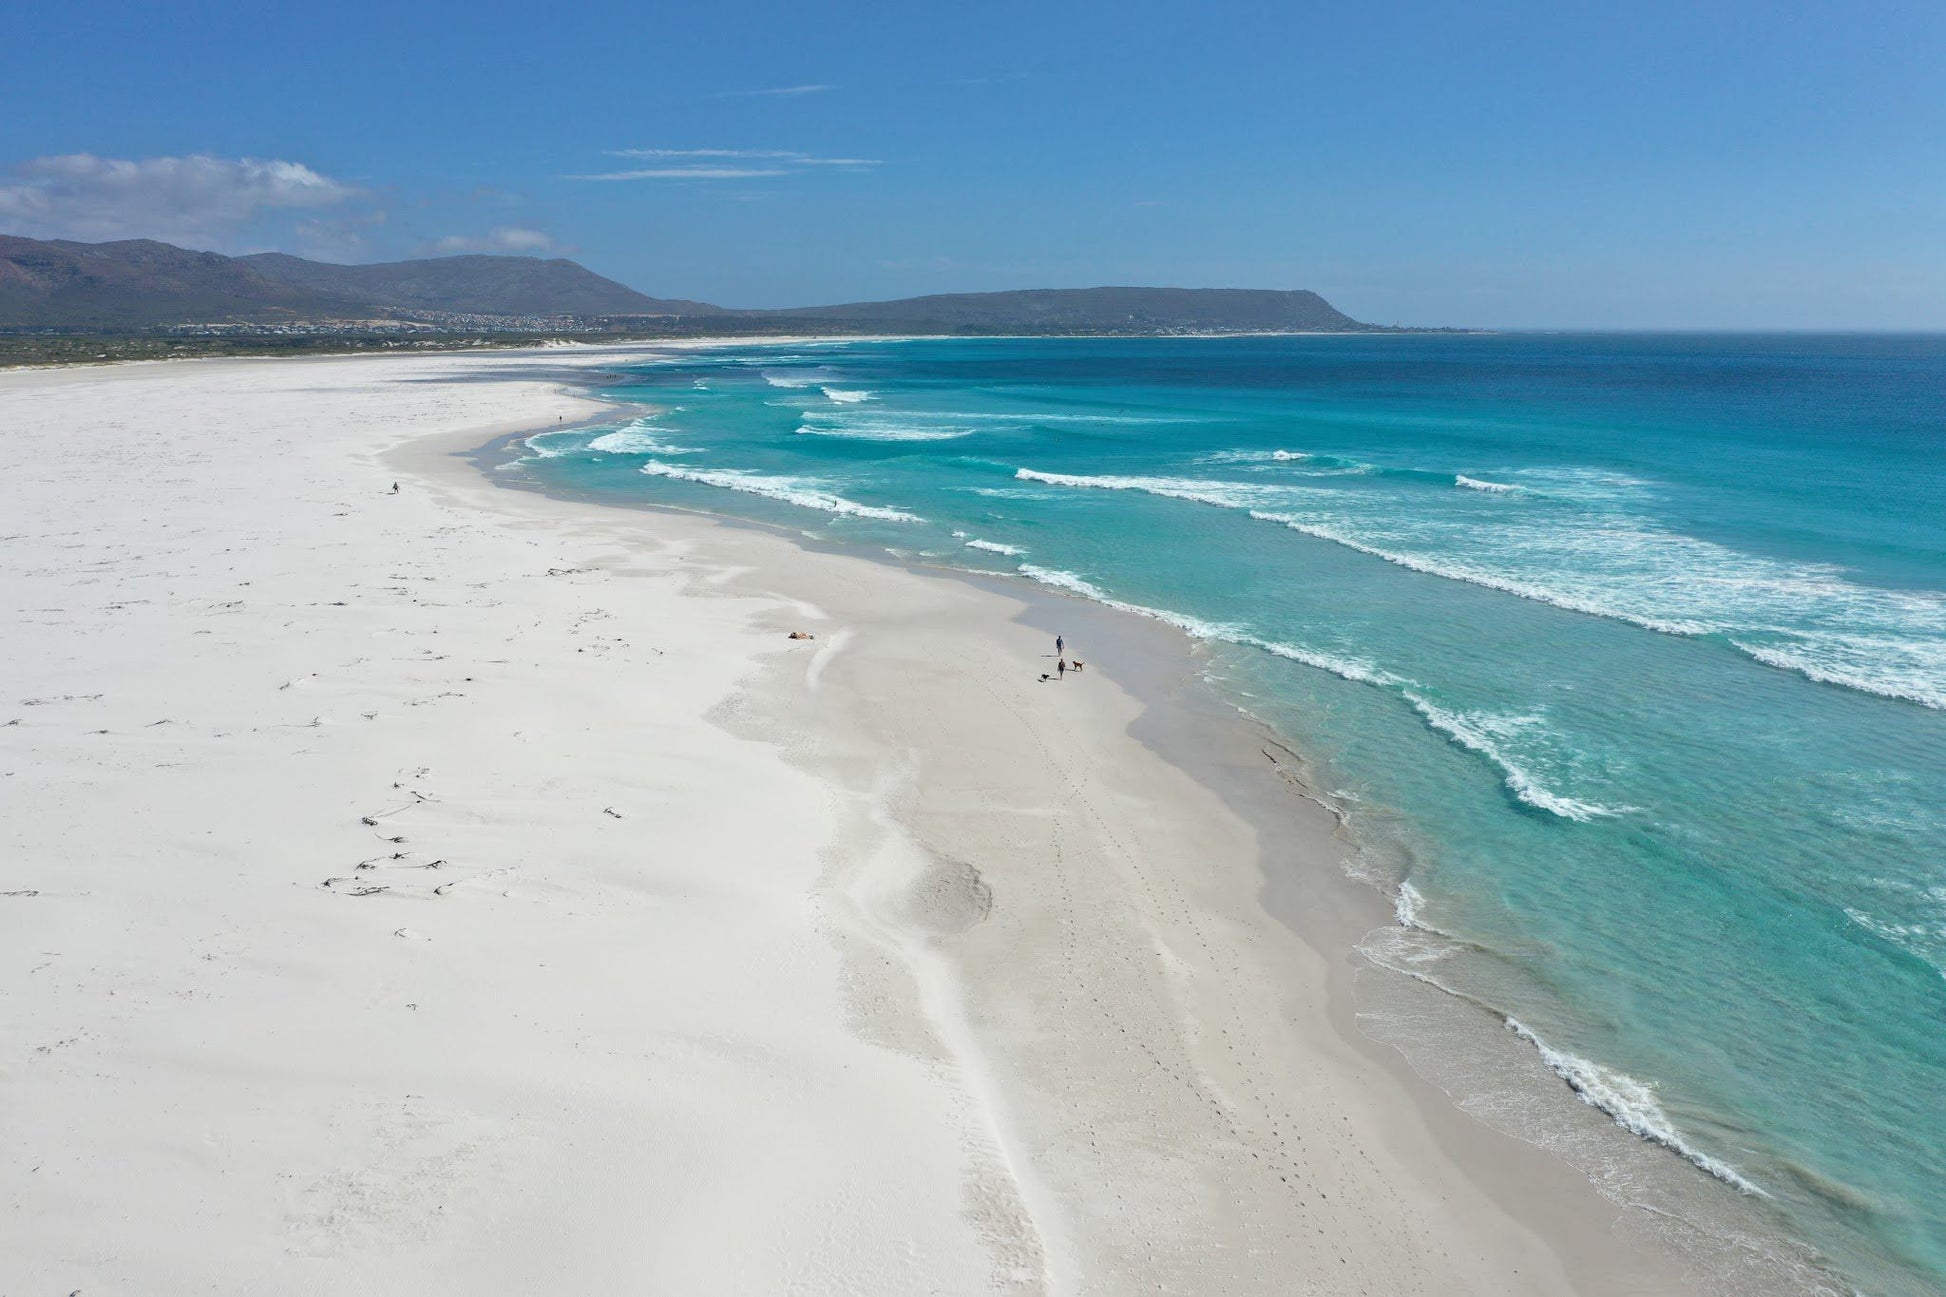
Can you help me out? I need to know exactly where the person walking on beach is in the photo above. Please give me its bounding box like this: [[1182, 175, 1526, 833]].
[[1058, 657, 1067, 680], [1056, 634, 1064, 657]]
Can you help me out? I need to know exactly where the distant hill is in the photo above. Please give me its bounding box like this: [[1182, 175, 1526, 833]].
[[0, 236, 712, 327], [0, 235, 1380, 335], [239, 252, 714, 318], [760, 286, 1369, 333], [0, 236, 355, 328]]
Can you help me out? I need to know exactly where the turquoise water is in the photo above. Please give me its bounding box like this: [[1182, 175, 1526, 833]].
[[509, 335, 1946, 1293]]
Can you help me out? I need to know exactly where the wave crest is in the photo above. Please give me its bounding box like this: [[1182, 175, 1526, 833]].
[[1505, 1019, 1768, 1196], [587, 419, 696, 456], [638, 461, 922, 523], [1404, 695, 1631, 822], [796, 421, 971, 442]]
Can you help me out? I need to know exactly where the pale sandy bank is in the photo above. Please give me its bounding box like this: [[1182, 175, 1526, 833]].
[[0, 348, 1700, 1294]]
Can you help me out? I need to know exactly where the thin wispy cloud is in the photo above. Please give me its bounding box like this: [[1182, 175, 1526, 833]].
[[715, 84, 831, 98], [607, 149, 881, 167], [430, 225, 557, 254], [569, 149, 881, 183], [569, 167, 793, 181]]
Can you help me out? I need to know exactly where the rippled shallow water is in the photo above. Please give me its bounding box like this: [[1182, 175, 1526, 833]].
[[511, 334, 1946, 1293]]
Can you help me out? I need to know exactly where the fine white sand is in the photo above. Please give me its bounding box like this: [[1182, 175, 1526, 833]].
[[0, 348, 1695, 1293]]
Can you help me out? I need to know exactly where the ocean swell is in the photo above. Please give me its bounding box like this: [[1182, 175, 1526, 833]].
[[1403, 695, 1631, 822], [1016, 462, 1946, 711], [1505, 1019, 1769, 1197], [588, 420, 696, 456], [638, 461, 922, 523]]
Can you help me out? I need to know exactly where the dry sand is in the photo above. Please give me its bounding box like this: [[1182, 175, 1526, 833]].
[[0, 347, 1699, 1293]]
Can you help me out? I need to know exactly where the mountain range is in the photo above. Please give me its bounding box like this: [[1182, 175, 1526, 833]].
[[0, 235, 1376, 334]]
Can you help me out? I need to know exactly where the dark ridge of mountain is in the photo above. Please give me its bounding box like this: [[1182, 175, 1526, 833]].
[[0, 236, 362, 327], [240, 252, 718, 317], [0, 235, 718, 328], [0, 235, 1381, 336], [759, 286, 1372, 333]]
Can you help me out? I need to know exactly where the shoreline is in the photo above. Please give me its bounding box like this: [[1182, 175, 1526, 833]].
[[482, 346, 1851, 1294], [0, 328, 1480, 372], [0, 344, 1824, 1292]]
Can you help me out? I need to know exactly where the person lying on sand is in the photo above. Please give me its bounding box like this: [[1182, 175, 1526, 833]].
[[787, 630, 816, 640]]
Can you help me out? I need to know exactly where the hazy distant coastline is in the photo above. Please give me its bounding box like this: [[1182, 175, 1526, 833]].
[[0, 233, 1451, 366]]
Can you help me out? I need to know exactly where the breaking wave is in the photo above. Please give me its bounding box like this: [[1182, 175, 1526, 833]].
[[520, 430, 587, 458], [1015, 565, 1241, 641], [796, 421, 971, 442], [1013, 543, 1626, 821], [1403, 696, 1631, 822], [638, 461, 922, 523], [587, 420, 696, 455], [1015, 467, 1283, 510], [1505, 1020, 1768, 1197], [1013, 464, 1945, 712]]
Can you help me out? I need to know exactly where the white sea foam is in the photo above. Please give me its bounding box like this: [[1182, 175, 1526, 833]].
[[1248, 637, 1407, 689], [1015, 467, 1281, 511], [1012, 563, 1413, 698], [1006, 550, 1647, 828], [1017, 563, 1110, 600], [587, 421, 696, 455], [1204, 448, 1314, 463], [965, 538, 1026, 556], [795, 422, 971, 442], [520, 431, 586, 458], [1020, 462, 1946, 709], [820, 386, 873, 403], [1842, 907, 1946, 981], [1395, 879, 1428, 928], [1456, 474, 1520, 493], [1247, 509, 1715, 635], [877, 409, 1181, 426], [638, 461, 922, 523], [1729, 635, 1946, 713], [1405, 695, 1629, 822], [1020, 460, 1946, 760], [1015, 565, 1240, 641], [1504, 1019, 1768, 1196]]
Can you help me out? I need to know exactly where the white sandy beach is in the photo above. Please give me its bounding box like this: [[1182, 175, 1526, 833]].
[[0, 347, 1699, 1294]]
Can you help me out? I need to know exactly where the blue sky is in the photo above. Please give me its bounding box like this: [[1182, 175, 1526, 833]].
[[2, 0, 1942, 327]]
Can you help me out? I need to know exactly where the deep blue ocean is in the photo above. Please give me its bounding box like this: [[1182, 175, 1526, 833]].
[[509, 334, 1946, 1294]]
